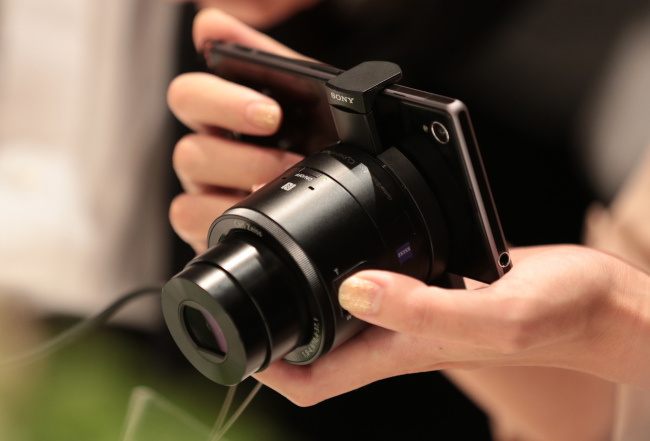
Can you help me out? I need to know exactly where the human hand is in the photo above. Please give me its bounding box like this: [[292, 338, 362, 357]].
[[167, 9, 306, 252], [254, 245, 650, 405], [172, 0, 321, 29]]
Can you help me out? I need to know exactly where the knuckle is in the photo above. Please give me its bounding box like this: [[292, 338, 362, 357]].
[[406, 287, 436, 335], [168, 194, 196, 232], [288, 392, 324, 408], [497, 322, 535, 355], [172, 135, 201, 177], [279, 381, 328, 407], [492, 298, 542, 355], [167, 73, 195, 114]]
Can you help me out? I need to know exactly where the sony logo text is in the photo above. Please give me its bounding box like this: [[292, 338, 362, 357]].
[[330, 92, 355, 104]]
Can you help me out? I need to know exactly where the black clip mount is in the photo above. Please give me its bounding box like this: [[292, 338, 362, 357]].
[[326, 61, 402, 155]]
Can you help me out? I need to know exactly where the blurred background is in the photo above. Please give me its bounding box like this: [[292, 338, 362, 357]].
[[1, 0, 650, 439]]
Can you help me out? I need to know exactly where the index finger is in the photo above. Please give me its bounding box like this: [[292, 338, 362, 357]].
[[193, 8, 306, 59], [168, 72, 283, 134]]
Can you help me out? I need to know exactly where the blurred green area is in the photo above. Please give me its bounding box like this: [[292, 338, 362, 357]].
[[0, 317, 298, 441]]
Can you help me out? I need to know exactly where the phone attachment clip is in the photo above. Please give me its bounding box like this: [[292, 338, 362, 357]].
[[326, 61, 402, 155]]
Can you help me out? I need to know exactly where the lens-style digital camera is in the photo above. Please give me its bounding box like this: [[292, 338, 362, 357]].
[[162, 42, 512, 386]]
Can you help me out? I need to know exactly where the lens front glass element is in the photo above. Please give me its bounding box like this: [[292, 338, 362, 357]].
[[183, 306, 228, 358]]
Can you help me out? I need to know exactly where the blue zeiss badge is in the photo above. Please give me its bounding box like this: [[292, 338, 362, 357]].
[[396, 242, 413, 264]]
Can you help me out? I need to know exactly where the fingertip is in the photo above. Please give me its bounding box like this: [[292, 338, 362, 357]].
[[168, 193, 196, 235], [168, 193, 219, 244], [168, 72, 281, 135], [338, 275, 383, 316], [171, 134, 201, 178], [167, 73, 187, 111], [338, 270, 453, 336], [343, 270, 425, 297], [338, 270, 417, 318], [169, 194, 205, 253], [244, 102, 282, 133], [192, 8, 228, 50]]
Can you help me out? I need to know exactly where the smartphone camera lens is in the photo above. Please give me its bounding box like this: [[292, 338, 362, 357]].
[[430, 121, 450, 144]]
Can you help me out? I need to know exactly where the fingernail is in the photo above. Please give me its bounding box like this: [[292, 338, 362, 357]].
[[246, 102, 281, 131], [338, 276, 382, 315]]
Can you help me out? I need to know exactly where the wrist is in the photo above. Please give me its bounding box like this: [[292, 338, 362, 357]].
[[580, 254, 650, 388]]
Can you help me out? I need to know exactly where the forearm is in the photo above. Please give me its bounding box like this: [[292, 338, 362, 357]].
[[445, 367, 615, 441]]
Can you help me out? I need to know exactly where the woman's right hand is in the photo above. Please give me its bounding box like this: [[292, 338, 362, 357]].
[[167, 8, 306, 253]]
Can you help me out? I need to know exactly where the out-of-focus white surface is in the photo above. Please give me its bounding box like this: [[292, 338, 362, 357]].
[[0, 0, 180, 322], [579, 8, 650, 201]]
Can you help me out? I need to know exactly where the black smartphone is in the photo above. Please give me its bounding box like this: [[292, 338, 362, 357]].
[[205, 41, 510, 283]]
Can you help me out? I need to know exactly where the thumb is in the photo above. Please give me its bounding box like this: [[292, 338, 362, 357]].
[[338, 270, 503, 343]]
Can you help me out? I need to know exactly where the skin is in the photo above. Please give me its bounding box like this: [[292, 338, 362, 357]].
[[168, 9, 650, 440], [253, 246, 650, 396], [168, 9, 305, 251], [172, 0, 322, 29]]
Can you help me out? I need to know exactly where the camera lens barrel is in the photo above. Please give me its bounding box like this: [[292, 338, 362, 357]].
[[162, 143, 448, 385], [162, 235, 304, 385]]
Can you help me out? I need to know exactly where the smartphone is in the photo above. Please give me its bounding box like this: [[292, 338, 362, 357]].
[[204, 41, 511, 283]]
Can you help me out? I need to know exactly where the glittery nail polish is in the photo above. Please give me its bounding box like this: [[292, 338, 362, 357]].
[[338, 277, 381, 315], [246, 102, 281, 131]]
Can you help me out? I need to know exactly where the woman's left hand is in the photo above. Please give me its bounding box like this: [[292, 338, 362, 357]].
[[254, 245, 650, 405]]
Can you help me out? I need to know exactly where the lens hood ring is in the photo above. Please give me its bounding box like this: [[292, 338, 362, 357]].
[[162, 268, 268, 386]]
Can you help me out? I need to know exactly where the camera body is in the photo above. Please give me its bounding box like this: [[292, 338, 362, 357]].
[[162, 43, 511, 386]]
